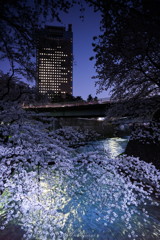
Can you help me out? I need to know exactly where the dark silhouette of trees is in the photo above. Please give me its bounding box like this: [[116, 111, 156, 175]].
[[74, 96, 84, 102], [1, 0, 160, 101], [93, 96, 98, 102], [51, 93, 84, 103], [0, 71, 48, 104], [0, 71, 30, 102], [87, 0, 160, 100], [87, 94, 93, 102], [0, 0, 75, 80], [87, 94, 98, 102]]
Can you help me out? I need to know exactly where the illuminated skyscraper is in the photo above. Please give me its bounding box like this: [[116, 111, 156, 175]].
[[37, 25, 73, 99]]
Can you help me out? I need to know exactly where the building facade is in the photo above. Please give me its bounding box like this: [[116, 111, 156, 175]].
[[37, 25, 73, 99]]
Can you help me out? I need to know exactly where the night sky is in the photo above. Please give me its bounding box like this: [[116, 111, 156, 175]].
[[1, 3, 110, 100], [52, 3, 110, 100]]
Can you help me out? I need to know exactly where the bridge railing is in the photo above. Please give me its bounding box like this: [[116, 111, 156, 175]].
[[22, 97, 112, 109]]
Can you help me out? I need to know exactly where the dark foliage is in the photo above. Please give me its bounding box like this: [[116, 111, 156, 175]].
[[0, 0, 75, 80], [88, 0, 160, 99]]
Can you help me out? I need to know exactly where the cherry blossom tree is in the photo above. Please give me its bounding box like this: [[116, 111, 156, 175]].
[[0, 0, 77, 80], [0, 99, 160, 239], [0, 1, 160, 239], [87, 0, 160, 100]]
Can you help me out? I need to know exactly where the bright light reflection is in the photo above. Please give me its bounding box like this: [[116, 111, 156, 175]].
[[103, 137, 129, 157], [97, 117, 105, 121]]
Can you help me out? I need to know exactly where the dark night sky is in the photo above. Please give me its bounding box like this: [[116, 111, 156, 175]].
[[53, 3, 110, 100], [1, 2, 110, 100]]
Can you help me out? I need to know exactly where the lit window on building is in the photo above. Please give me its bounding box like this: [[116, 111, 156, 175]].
[[37, 25, 73, 99]]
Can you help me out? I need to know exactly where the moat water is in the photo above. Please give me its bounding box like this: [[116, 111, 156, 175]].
[[0, 137, 160, 240]]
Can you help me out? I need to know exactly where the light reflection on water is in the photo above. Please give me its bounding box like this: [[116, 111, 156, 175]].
[[76, 137, 129, 158], [102, 137, 129, 157], [1, 137, 160, 240]]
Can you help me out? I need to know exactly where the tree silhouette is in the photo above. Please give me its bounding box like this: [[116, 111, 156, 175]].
[[88, 0, 160, 99], [0, 0, 74, 80], [87, 94, 93, 102]]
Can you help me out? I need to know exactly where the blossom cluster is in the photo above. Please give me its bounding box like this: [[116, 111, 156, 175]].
[[54, 126, 100, 147], [130, 122, 160, 144], [0, 101, 160, 240]]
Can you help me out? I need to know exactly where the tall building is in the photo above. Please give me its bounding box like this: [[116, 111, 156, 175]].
[[37, 25, 73, 99]]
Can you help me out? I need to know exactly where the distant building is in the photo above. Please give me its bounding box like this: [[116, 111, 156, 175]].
[[37, 25, 73, 99]]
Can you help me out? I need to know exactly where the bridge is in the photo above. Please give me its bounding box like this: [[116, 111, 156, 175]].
[[23, 101, 111, 118], [23, 96, 160, 122]]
